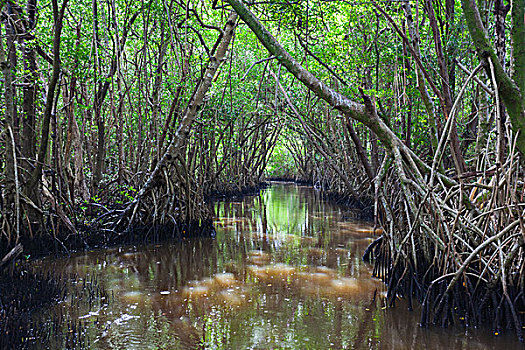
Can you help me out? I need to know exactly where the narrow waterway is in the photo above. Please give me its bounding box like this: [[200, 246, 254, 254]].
[[34, 183, 522, 349]]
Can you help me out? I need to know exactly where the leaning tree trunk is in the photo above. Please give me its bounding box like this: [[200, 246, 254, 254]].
[[225, 0, 448, 185], [461, 0, 525, 156], [114, 11, 239, 230], [224, 0, 525, 340]]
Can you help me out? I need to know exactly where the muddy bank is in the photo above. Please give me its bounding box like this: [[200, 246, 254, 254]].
[[0, 219, 215, 260], [204, 181, 271, 200]]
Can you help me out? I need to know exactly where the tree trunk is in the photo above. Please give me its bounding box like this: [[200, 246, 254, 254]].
[[425, 0, 467, 175], [6, 3, 19, 146], [1, 17, 19, 243], [116, 11, 239, 229], [493, 0, 510, 163], [22, 0, 38, 176], [461, 0, 525, 156], [25, 0, 69, 197]]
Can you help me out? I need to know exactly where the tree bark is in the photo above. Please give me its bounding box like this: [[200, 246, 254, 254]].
[[461, 0, 525, 156], [25, 0, 69, 196], [494, 0, 510, 65], [6, 3, 19, 145], [510, 0, 524, 105], [493, 0, 510, 162], [2, 8, 17, 206], [22, 0, 38, 175], [424, 0, 466, 174], [116, 11, 239, 229], [1, 18, 19, 243]]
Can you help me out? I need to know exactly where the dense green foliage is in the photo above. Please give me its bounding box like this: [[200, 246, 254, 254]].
[[1, 0, 524, 339]]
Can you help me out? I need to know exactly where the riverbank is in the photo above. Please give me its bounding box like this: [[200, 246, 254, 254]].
[[18, 183, 525, 349]]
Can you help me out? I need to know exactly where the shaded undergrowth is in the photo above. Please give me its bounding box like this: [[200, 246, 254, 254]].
[[1, 219, 215, 260], [205, 181, 271, 200]]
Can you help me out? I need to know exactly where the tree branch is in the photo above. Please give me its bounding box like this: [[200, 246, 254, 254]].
[[461, 0, 525, 155]]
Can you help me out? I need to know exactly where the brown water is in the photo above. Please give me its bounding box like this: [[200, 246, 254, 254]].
[[34, 183, 523, 349]]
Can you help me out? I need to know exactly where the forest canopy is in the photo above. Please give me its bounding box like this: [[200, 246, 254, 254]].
[[1, 0, 524, 340]]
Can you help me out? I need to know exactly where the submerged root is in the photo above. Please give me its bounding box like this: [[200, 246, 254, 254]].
[[367, 131, 525, 341], [374, 229, 525, 341]]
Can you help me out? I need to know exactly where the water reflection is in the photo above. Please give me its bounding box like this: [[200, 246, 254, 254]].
[[34, 183, 523, 349]]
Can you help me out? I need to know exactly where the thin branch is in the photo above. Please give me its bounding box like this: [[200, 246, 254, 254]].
[[241, 55, 275, 81]]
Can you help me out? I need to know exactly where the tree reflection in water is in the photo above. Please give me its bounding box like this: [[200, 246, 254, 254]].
[[35, 184, 523, 349]]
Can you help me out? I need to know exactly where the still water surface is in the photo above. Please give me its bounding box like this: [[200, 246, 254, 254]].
[[35, 183, 523, 349]]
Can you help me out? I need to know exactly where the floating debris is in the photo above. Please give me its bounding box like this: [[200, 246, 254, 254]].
[[113, 313, 139, 326]]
